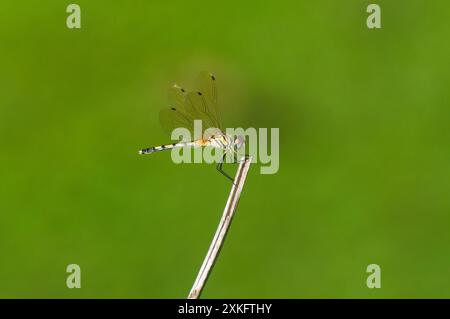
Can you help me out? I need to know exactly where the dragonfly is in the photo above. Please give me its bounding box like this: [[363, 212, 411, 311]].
[[138, 72, 245, 181]]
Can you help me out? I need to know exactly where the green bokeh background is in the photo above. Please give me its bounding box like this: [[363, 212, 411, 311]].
[[1, 1, 449, 298]]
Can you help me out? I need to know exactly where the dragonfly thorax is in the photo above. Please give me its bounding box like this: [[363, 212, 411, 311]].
[[207, 133, 244, 153]]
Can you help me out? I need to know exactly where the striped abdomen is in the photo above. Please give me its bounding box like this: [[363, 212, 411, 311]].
[[138, 136, 230, 155], [139, 141, 195, 155]]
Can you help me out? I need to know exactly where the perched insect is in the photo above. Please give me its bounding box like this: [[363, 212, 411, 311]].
[[138, 72, 245, 181]]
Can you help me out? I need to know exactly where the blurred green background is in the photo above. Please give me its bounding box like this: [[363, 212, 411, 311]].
[[0, 0, 449, 298]]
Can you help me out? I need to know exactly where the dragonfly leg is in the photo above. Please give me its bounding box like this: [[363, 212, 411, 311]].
[[216, 153, 235, 184]]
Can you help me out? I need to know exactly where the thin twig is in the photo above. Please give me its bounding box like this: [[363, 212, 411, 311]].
[[188, 156, 253, 299]]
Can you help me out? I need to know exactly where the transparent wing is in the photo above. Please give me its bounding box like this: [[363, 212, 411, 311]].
[[195, 71, 221, 129], [159, 84, 194, 141], [159, 107, 195, 136], [159, 73, 223, 140], [185, 91, 218, 130], [167, 84, 186, 111]]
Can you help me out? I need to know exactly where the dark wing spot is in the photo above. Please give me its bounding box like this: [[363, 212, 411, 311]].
[[181, 88, 185, 92], [211, 75, 216, 81], [171, 107, 176, 111], [197, 92, 202, 95]]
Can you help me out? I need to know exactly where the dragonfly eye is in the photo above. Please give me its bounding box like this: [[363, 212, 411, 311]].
[[234, 135, 245, 149]]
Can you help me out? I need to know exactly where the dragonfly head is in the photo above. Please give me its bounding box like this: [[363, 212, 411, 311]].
[[233, 135, 245, 150]]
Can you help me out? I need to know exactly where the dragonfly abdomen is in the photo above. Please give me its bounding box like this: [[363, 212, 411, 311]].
[[139, 141, 195, 155], [139, 143, 177, 155]]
